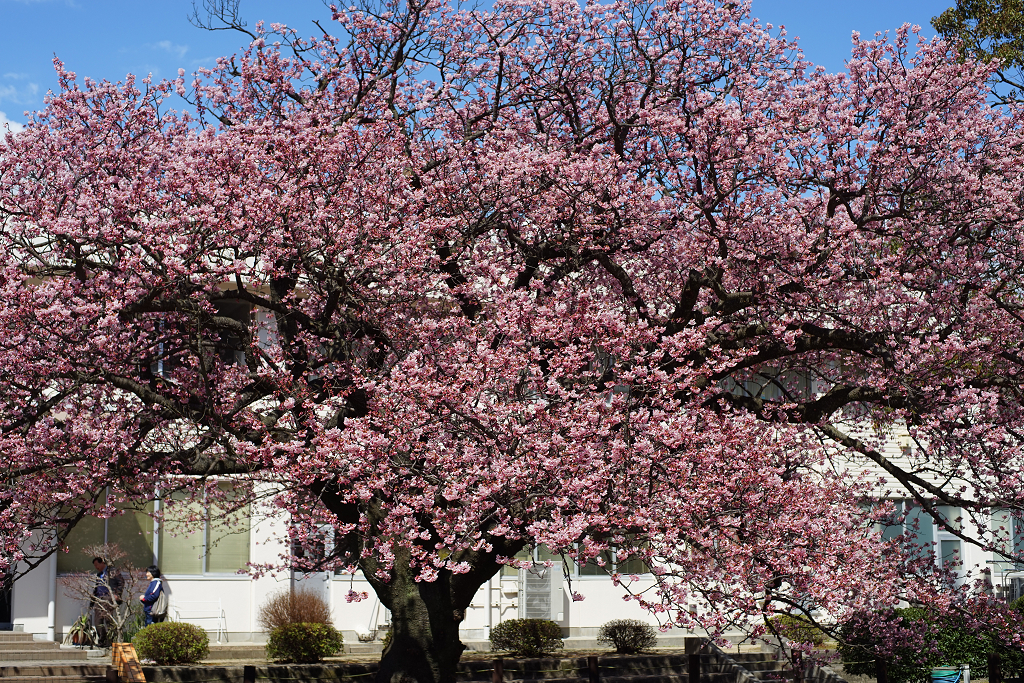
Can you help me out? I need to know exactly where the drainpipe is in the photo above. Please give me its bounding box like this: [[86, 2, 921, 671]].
[[486, 575, 493, 638], [46, 553, 56, 641]]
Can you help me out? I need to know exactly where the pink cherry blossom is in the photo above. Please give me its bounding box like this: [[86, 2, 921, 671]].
[[0, 0, 1022, 681]]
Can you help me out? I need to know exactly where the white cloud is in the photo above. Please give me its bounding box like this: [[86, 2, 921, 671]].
[[151, 41, 190, 60], [0, 111, 25, 134], [0, 80, 40, 106]]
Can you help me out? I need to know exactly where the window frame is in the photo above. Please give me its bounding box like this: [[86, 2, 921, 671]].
[[158, 484, 252, 578], [55, 491, 155, 575], [502, 544, 652, 579]]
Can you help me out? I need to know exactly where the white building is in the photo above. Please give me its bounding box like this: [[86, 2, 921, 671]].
[[7, 493, 668, 644], [7, 482, 1019, 645]]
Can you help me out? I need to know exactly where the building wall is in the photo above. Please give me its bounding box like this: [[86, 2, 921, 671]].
[[12, 521, 674, 643], [11, 554, 54, 637], [11, 481, 1007, 642]]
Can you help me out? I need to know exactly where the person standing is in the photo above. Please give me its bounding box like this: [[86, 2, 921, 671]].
[[139, 566, 165, 625], [90, 557, 124, 644]]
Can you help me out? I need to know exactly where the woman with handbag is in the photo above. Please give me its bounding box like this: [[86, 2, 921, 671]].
[[139, 566, 167, 625]]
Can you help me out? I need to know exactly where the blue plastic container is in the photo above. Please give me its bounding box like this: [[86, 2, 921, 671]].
[[932, 665, 970, 683]]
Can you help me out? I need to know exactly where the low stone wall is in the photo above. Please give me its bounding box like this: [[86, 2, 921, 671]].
[[143, 664, 377, 683], [143, 651, 712, 683]]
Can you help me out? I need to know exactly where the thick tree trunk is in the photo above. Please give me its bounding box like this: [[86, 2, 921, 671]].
[[373, 559, 469, 683], [320, 493, 524, 683]]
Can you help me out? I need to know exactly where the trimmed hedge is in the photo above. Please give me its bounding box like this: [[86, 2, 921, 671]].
[[767, 614, 827, 647], [597, 619, 658, 654], [266, 623, 344, 663], [490, 619, 563, 657], [132, 622, 210, 665]]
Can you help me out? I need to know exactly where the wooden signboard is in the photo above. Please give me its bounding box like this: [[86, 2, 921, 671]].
[[123, 659, 146, 683], [111, 643, 146, 683]]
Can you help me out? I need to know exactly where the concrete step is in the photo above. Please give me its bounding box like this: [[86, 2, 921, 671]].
[[0, 644, 63, 652], [491, 657, 688, 676], [725, 653, 780, 663], [460, 639, 756, 655], [203, 642, 410, 659], [559, 637, 692, 650], [750, 672, 797, 682], [144, 664, 377, 683], [0, 637, 36, 645], [342, 642, 383, 654], [499, 672, 729, 683], [203, 645, 267, 661], [734, 661, 788, 672]]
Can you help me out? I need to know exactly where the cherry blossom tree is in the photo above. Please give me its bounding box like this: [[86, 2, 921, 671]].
[[1, 0, 1024, 680]]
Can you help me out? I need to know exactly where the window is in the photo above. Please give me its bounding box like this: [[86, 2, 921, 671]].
[[940, 539, 962, 571], [110, 503, 157, 571], [57, 491, 155, 574], [723, 368, 813, 403], [579, 549, 615, 576], [904, 504, 935, 560], [614, 550, 648, 575], [499, 544, 650, 578], [991, 508, 1024, 571], [159, 483, 250, 575], [145, 300, 252, 382], [502, 548, 534, 576], [881, 500, 906, 542], [212, 300, 252, 367], [936, 505, 962, 532], [159, 491, 204, 575], [869, 500, 935, 563], [932, 506, 965, 584], [501, 547, 559, 576], [59, 484, 250, 576]]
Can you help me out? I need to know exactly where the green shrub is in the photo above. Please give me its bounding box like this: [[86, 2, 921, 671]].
[[132, 622, 210, 665], [1010, 596, 1024, 614], [838, 607, 1024, 683], [767, 614, 827, 647], [597, 619, 658, 654], [490, 619, 563, 657], [838, 608, 935, 683], [266, 623, 344, 663]]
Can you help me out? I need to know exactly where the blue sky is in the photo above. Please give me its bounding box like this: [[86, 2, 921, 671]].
[[0, 0, 954, 132]]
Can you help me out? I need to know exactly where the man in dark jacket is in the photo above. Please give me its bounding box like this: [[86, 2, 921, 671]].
[[90, 557, 124, 644]]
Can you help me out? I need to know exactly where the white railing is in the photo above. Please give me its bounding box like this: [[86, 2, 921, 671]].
[[171, 599, 227, 642]]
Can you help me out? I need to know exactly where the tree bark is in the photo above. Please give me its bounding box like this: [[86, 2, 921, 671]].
[[373, 554, 470, 683]]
